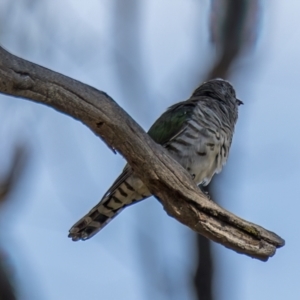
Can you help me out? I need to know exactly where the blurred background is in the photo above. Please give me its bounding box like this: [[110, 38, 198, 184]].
[[0, 0, 298, 299]]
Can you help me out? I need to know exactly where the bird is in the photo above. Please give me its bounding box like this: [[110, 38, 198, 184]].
[[68, 78, 243, 241]]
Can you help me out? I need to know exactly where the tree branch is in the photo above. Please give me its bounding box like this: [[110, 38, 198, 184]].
[[0, 46, 284, 261]]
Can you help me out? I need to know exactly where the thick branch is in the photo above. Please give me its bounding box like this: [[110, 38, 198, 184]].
[[0, 46, 284, 261]]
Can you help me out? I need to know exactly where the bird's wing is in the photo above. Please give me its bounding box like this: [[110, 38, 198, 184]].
[[100, 100, 196, 199], [147, 100, 196, 145]]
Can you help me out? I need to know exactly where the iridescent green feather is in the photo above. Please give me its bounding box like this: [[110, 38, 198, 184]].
[[147, 100, 196, 145]]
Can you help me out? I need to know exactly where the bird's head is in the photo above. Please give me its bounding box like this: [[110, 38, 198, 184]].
[[192, 78, 243, 108]]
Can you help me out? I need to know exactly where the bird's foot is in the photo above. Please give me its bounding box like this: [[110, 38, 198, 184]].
[[198, 185, 211, 200]]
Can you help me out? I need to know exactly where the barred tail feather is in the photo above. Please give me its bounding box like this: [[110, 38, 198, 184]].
[[68, 199, 124, 241], [68, 174, 151, 241]]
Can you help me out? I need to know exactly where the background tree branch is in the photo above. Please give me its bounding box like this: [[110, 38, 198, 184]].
[[0, 144, 28, 300], [0, 46, 284, 261], [193, 1, 261, 299]]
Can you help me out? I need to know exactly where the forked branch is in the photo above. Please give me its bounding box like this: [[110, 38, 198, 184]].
[[0, 46, 285, 261]]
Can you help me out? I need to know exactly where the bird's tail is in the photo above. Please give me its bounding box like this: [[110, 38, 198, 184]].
[[68, 174, 150, 241]]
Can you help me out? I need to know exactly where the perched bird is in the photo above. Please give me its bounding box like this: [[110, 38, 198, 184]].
[[69, 78, 242, 241]]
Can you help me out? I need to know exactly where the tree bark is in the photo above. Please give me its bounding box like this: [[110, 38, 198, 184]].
[[0, 46, 284, 261]]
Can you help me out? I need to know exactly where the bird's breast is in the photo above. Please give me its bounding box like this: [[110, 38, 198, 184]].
[[167, 120, 229, 186]]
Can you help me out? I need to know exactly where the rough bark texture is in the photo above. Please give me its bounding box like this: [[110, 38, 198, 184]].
[[0, 46, 285, 261]]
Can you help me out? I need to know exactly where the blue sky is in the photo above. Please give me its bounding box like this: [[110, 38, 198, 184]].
[[0, 1, 299, 299]]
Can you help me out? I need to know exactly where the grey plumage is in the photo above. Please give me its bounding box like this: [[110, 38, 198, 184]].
[[68, 78, 242, 241]]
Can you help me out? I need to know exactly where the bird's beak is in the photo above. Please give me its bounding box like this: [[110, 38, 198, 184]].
[[236, 99, 244, 106]]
